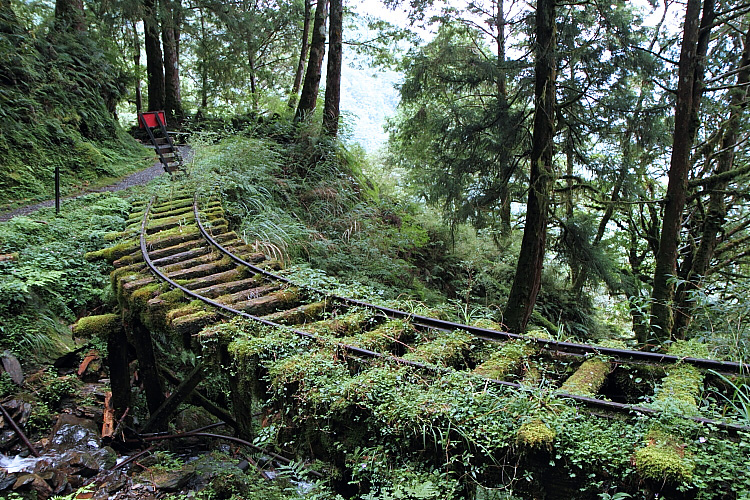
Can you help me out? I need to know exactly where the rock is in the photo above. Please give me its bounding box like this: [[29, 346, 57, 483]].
[[0, 430, 17, 449], [1, 351, 24, 386], [147, 466, 196, 492], [0, 468, 17, 490], [13, 472, 53, 499], [2, 400, 32, 425], [62, 450, 103, 477], [49, 414, 101, 452], [51, 469, 70, 495]]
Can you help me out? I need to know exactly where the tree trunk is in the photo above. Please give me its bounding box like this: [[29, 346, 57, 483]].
[[289, 0, 312, 109], [295, 0, 328, 122], [54, 0, 85, 32], [162, 0, 183, 123], [496, 0, 512, 239], [650, 0, 713, 342], [322, 0, 343, 136], [502, 0, 556, 333], [144, 0, 165, 112], [672, 24, 750, 338], [199, 7, 208, 109], [133, 20, 143, 113]]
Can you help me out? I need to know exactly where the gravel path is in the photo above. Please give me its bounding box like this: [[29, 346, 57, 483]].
[[0, 146, 190, 222]]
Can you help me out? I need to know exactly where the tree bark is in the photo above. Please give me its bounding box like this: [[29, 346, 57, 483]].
[[132, 20, 143, 113], [199, 7, 208, 109], [502, 0, 556, 333], [144, 0, 165, 112], [650, 0, 713, 341], [289, 0, 312, 109], [162, 0, 183, 123], [295, 0, 328, 122], [54, 0, 85, 32], [322, 0, 343, 136], [672, 24, 750, 338]]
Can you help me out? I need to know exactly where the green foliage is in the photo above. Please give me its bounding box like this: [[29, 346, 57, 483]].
[[0, 12, 148, 208], [0, 371, 15, 399], [0, 193, 130, 356]]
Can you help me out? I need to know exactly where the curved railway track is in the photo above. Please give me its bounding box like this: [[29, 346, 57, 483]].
[[122, 192, 750, 434]]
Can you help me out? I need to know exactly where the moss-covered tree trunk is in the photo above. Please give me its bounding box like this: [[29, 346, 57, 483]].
[[144, 0, 165, 112], [322, 0, 342, 136], [650, 0, 713, 341], [288, 0, 312, 109], [502, 0, 556, 333], [672, 23, 749, 338], [162, 0, 183, 123], [295, 0, 328, 121], [54, 0, 85, 32]]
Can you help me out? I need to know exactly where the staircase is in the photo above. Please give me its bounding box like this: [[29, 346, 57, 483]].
[[138, 111, 184, 174]]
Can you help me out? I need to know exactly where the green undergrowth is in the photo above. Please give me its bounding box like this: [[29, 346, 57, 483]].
[[0, 14, 151, 210], [0, 192, 131, 359], [198, 318, 750, 498]]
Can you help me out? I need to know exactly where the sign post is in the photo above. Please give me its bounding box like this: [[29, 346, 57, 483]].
[[55, 165, 60, 214]]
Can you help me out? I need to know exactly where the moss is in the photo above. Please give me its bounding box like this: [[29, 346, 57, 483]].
[[166, 301, 206, 323], [634, 431, 694, 483], [668, 339, 712, 360], [85, 238, 138, 263], [305, 310, 375, 336], [342, 319, 414, 352], [72, 313, 120, 339], [129, 282, 163, 310], [403, 330, 474, 367], [559, 357, 611, 397], [517, 420, 556, 449], [595, 339, 627, 350], [653, 364, 704, 414], [471, 318, 505, 331], [474, 340, 536, 380]]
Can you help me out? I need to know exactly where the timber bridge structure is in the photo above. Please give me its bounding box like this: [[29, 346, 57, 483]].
[[81, 189, 749, 498]]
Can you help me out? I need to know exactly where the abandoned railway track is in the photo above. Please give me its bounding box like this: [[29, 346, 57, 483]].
[[83, 191, 746, 436]]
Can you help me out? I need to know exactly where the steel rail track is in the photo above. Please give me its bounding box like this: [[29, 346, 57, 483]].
[[138, 195, 749, 434], [192, 195, 745, 375]]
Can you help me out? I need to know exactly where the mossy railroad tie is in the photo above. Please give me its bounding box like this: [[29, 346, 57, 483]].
[[633, 341, 706, 485], [559, 356, 612, 397]]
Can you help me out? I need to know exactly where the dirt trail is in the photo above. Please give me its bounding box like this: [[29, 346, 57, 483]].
[[0, 146, 191, 222]]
